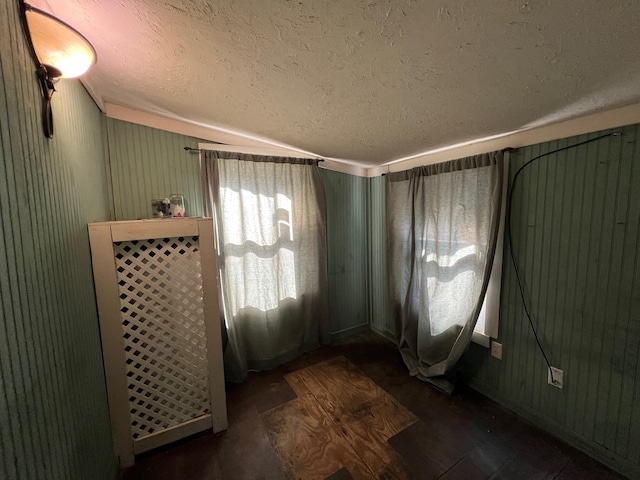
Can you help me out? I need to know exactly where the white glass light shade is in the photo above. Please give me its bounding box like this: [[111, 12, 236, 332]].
[[24, 5, 96, 78]]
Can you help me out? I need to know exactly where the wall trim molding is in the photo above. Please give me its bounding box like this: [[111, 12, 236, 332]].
[[330, 323, 370, 342], [106, 103, 367, 176], [370, 325, 395, 343], [469, 380, 638, 480], [106, 103, 285, 150], [105, 101, 640, 178], [377, 103, 640, 176], [197, 143, 368, 176]]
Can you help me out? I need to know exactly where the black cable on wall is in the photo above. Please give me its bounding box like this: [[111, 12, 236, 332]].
[[506, 131, 621, 383]]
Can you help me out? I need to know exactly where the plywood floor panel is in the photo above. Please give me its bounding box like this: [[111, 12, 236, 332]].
[[288, 356, 383, 418], [263, 356, 417, 479], [261, 382, 374, 479], [336, 393, 417, 478]]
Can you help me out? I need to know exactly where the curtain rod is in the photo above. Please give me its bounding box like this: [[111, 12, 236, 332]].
[[184, 146, 324, 162]]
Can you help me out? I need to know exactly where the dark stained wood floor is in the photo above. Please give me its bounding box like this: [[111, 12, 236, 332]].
[[118, 331, 625, 480]]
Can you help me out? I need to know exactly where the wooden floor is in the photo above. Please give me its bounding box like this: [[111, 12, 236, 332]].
[[119, 331, 625, 480]]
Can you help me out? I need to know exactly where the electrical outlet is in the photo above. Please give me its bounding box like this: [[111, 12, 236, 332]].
[[548, 367, 563, 389], [490, 341, 502, 360]]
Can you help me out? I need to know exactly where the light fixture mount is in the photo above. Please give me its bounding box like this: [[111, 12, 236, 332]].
[[19, 1, 97, 138]]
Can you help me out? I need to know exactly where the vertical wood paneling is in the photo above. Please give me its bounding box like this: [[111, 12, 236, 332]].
[[367, 176, 393, 338], [320, 169, 369, 337], [467, 125, 640, 479], [106, 118, 205, 220], [108, 136, 369, 336], [0, 2, 116, 479]]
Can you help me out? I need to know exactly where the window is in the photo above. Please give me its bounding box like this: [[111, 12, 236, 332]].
[[200, 148, 329, 382], [472, 157, 508, 347]]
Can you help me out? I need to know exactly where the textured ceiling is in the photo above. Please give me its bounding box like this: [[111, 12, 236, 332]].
[[44, 0, 640, 167]]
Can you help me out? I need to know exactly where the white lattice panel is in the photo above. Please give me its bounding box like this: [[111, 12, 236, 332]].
[[114, 236, 210, 440]]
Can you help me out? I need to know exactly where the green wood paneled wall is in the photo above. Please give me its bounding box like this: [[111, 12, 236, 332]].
[[105, 118, 205, 220], [366, 126, 640, 477], [463, 125, 640, 478], [321, 169, 369, 338], [0, 3, 115, 479], [368, 176, 393, 338]]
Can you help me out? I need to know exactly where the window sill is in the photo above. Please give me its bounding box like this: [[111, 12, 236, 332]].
[[471, 330, 491, 348]]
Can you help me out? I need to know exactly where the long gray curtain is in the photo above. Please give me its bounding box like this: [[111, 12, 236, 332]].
[[387, 151, 504, 393], [201, 150, 329, 382]]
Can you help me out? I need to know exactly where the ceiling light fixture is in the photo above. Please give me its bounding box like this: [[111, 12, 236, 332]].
[[19, 1, 97, 138]]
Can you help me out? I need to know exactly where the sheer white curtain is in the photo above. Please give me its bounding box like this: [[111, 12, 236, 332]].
[[201, 151, 329, 382], [387, 152, 504, 393]]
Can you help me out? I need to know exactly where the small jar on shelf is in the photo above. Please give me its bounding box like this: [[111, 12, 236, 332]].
[[169, 194, 186, 218]]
